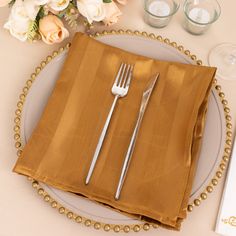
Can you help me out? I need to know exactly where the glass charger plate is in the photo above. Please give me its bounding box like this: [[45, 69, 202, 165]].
[[13, 30, 233, 233]]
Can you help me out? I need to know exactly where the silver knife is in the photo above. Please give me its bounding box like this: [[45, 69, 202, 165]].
[[115, 73, 160, 200]]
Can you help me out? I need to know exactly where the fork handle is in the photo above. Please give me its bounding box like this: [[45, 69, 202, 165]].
[[85, 94, 120, 185]]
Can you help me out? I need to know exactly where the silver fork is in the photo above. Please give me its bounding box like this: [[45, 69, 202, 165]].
[[85, 63, 134, 185]]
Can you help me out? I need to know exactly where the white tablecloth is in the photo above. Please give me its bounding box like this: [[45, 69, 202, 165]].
[[0, 0, 236, 235]]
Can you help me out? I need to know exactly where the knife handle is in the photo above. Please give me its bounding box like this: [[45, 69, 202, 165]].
[[115, 113, 143, 200]]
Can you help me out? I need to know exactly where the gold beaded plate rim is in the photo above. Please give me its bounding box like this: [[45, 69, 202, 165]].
[[13, 29, 233, 233]]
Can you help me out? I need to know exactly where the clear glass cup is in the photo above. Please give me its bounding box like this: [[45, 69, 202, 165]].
[[208, 43, 236, 80], [144, 0, 180, 28], [183, 0, 221, 35]]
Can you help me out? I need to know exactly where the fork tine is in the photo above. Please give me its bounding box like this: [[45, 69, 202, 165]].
[[124, 65, 134, 88], [121, 64, 131, 87], [114, 63, 125, 85], [118, 63, 127, 86]]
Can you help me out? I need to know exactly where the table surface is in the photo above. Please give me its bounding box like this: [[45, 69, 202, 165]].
[[0, 0, 236, 235]]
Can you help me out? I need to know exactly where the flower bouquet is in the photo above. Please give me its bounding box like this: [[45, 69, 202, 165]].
[[0, 0, 127, 44]]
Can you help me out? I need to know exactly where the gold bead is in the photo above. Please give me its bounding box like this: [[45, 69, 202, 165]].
[[32, 181, 38, 188], [152, 224, 158, 229], [226, 115, 232, 121], [31, 73, 36, 80], [226, 123, 232, 129], [200, 193, 207, 200], [102, 30, 108, 35], [126, 29, 132, 34], [44, 195, 50, 202], [187, 204, 194, 212], [46, 56, 52, 62], [94, 222, 101, 230], [225, 148, 231, 154], [191, 55, 197, 60], [164, 38, 170, 44], [118, 29, 124, 34], [143, 223, 150, 231], [224, 107, 230, 113], [17, 101, 23, 108], [196, 60, 202, 65], [213, 78, 217, 84], [41, 61, 46, 68], [194, 199, 201, 206], [222, 99, 228, 105], [95, 32, 100, 37], [133, 225, 140, 232], [171, 42, 177, 47], [14, 117, 20, 124], [52, 51, 58, 57], [19, 94, 25, 101], [59, 207, 65, 214], [215, 85, 221, 91], [206, 186, 213, 193], [38, 188, 44, 195], [15, 142, 21, 148], [223, 156, 229, 162], [14, 125, 20, 132], [26, 80, 33, 87], [227, 131, 232, 138], [104, 224, 111, 231], [27, 177, 33, 181], [184, 50, 190, 55], [17, 149, 22, 157], [15, 109, 21, 116], [14, 133, 20, 140], [212, 178, 218, 186], [178, 45, 184, 51], [157, 35, 163, 41], [23, 86, 29, 94], [67, 212, 73, 219], [59, 47, 64, 53], [142, 31, 148, 37], [35, 67, 41, 74], [75, 216, 82, 223], [84, 220, 91, 227], [113, 225, 120, 232], [134, 30, 140, 35], [220, 163, 226, 170], [226, 139, 232, 146], [123, 225, 130, 233], [66, 43, 71, 49], [51, 201, 57, 208], [219, 92, 225, 98], [216, 171, 222, 178], [149, 33, 155, 39]]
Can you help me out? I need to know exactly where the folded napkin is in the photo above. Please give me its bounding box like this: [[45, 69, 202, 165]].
[[14, 32, 216, 230]]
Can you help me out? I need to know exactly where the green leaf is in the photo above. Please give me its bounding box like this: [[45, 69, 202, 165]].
[[8, 0, 16, 7], [27, 20, 40, 41], [36, 6, 45, 25], [103, 0, 112, 3]]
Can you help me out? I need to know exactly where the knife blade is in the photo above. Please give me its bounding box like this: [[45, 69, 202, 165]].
[[115, 73, 160, 200]]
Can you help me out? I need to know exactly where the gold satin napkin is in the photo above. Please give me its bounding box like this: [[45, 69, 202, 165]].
[[13, 32, 216, 230]]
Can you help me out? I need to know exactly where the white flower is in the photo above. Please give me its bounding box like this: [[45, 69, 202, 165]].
[[48, 0, 70, 11], [4, 0, 39, 42], [77, 0, 106, 24], [35, 0, 50, 6]]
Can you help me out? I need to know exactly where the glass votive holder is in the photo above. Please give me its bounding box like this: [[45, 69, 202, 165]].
[[183, 0, 221, 35], [144, 0, 180, 28]]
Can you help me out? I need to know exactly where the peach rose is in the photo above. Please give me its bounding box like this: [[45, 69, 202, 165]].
[[39, 15, 69, 45], [103, 1, 122, 26], [0, 0, 11, 7], [115, 0, 127, 5]]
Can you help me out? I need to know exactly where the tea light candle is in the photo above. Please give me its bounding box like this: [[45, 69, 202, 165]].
[[148, 1, 171, 17], [144, 0, 179, 28], [188, 7, 210, 24], [183, 0, 221, 35]]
